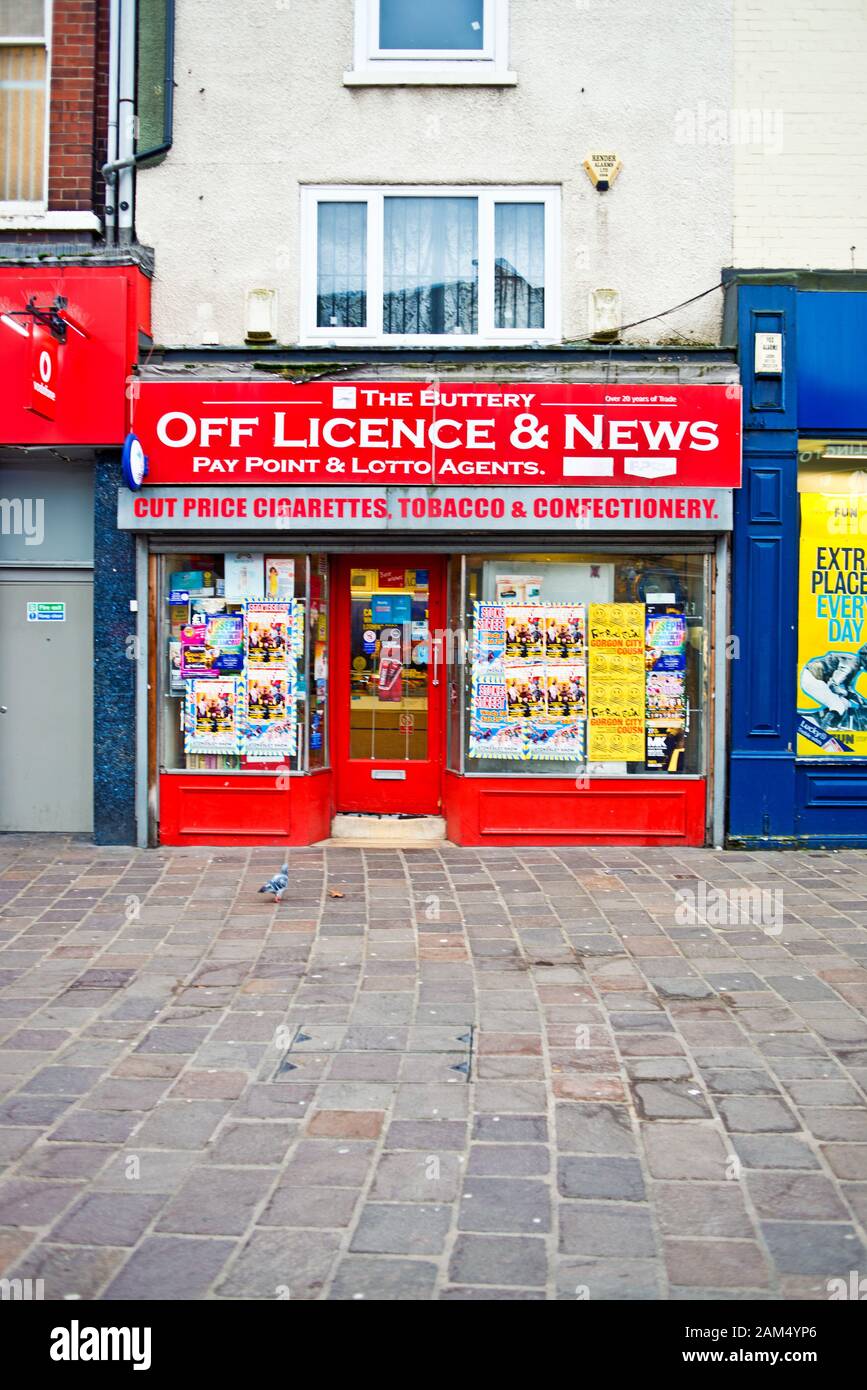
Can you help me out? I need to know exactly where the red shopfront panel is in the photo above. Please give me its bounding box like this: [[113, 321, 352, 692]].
[[444, 774, 707, 847], [158, 772, 332, 847]]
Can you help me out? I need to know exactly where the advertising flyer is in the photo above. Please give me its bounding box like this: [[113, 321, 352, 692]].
[[646, 723, 687, 772], [505, 607, 544, 660], [184, 678, 244, 753], [469, 601, 587, 761], [647, 671, 687, 721], [588, 603, 646, 760], [243, 600, 296, 755], [797, 493, 867, 756], [225, 552, 264, 601], [264, 557, 295, 601], [180, 615, 244, 678], [246, 601, 291, 667]]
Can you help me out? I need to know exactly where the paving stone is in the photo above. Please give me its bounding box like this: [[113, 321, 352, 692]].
[[472, 1114, 548, 1143], [746, 1171, 848, 1221], [385, 1119, 467, 1150], [664, 1239, 769, 1288], [217, 1227, 341, 1299], [633, 1081, 712, 1119], [49, 1109, 142, 1144], [458, 1177, 550, 1233], [9, 1243, 124, 1299], [642, 1123, 731, 1180], [259, 1184, 360, 1228], [206, 1121, 297, 1166], [350, 1203, 451, 1255], [102, 1235, 234, 1299], [50, 1192, 166, 1246], [559, 1202, 656, 1257], [0, 1178, 82, 1228], [558, 1155, 646, 1201], [717, 1096, 800, 1133], [282, 1139, 377, 1188], [556, 1256, 663, 1301], [761, 1220, 867, 1275], [155, 1167, 275, 1236], [370, 1151, 461, 1202], [329, 1255, 438, 1300], [132, 1100, 231, 1150], [449, 1234, 547, 1287], [703, 1069, 781, 1096], [467, 1144, 549, 1177], [732, 1134, 822, 1170], [797, 1107, 867, 1142], [306, 1109, 384, 1139], [653, 1181, 755, 1238], [555, 1102, 637, 1155]]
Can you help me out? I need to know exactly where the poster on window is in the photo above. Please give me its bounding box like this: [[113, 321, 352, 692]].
[[797, 494, 867, 756], [469, 601, 587, 761], [246, 601, 292, 668], [185, 678, 244, 754], [505, 607, 544, 660], [225, 553, 264, 601], [646, 723, 687, 772], [264, 557, 295, 602], [588, 603, 646, 761]]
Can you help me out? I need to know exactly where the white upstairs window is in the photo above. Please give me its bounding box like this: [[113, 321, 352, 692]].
[[0, 0, 49, 210], [347, 0, 515, 85], [301, 185, 560, 346]]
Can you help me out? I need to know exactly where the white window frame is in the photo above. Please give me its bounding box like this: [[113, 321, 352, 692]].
[[300, 184, 561, 348], [347, 0, 516, 86], [0, 0, 51, 214]]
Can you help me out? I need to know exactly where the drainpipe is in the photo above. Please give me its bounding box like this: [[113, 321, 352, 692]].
[[116, 0, 137, 243], [104, 0, 120, 244]]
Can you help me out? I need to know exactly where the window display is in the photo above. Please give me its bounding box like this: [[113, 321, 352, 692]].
[[454, 551, 709, 776], [796, 442, 867, 758], [159, 551, 328, 773]]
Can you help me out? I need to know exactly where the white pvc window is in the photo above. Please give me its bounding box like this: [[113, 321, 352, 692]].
[[0, 0, 49, 210], [349, 0, 514, 85], [301, 185, 560, 346]]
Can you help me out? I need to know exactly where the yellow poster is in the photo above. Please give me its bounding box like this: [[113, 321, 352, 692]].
[[588, 603, 646, 760], [797, 494, 867, 757]]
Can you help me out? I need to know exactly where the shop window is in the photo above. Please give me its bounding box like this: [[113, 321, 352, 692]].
[[448, 551, 710, 778], [158, 551, 328, 774], [0, 0, 48, 209], [796, 440, 867, 759], [303, 186, 559, 344], [348, 0, 514, 85]]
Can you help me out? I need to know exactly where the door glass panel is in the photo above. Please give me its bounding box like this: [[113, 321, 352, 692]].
[[348, 565, 430, 761]]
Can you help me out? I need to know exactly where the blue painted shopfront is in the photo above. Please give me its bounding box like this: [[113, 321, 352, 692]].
[[729, 283, 867, 846]]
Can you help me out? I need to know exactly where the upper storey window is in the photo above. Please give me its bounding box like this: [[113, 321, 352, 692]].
[[347, 0, 515, 86]]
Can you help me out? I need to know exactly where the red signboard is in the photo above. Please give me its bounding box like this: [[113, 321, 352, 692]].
[[0, 267, 151, 446], [28, 322, 59, 420], [133, 382, 742, 488]]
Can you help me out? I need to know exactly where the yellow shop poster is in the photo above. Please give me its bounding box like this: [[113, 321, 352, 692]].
[[588, 603, 646, 760], [797, 494, 867, 757]]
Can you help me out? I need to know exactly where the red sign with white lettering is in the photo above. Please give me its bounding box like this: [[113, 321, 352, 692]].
[[133, 382, 742, 488], [29, 323, 58, 420]]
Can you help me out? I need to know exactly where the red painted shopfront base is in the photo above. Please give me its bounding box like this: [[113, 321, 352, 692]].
[[158, 770, 706, 847], [158, 771, 332, 847], [444, 773, 707, 847]]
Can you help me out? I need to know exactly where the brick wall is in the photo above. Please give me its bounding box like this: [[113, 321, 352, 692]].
[[734, 0, 867, 269], [46, 0, 104, 212]]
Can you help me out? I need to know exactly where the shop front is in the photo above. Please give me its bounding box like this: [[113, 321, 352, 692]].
[[118, 379, 741, 848], [730, 280, 867, 846]]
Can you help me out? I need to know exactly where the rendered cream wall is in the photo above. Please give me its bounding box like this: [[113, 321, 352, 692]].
[[135, 0, 733, 347], [733, 0, 867, 268]]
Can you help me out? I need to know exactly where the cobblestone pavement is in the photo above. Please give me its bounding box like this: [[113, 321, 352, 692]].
[[1, 836, 867, 1301]]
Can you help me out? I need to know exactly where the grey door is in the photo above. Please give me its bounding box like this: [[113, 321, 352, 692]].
[[0, 577, 93, 831]]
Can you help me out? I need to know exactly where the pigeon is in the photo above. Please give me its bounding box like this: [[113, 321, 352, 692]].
[[259, 862, 289, 902]]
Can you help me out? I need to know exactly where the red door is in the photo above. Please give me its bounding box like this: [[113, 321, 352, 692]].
[[332, 555, 446, 815]]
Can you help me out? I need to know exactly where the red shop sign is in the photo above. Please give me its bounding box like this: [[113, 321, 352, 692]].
[[133, 381, 742, 489], [29, 322, 59, 420]]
